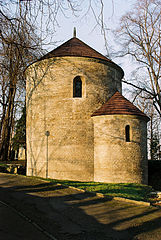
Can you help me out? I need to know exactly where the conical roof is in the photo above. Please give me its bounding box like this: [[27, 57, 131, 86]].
[[92, 91, 149, 121], [39, 37, 124, 77], [40, 37, 110, 61]]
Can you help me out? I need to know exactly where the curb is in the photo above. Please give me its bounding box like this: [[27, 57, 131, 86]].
[[68, 185, 86, 192], [68, 186, 151, 206], [113, 197, 151, 206], [0, 174, 151, 207]]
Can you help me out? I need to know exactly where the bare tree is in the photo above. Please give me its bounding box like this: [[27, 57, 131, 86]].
[[0, 7, 42, 161], [115, 0, 161, 117], [148, 106, 160, 160], [131, 90, 160, 160], [0, 0, 107, 45], [0, 0, 110, 161], [0, 0, 84, 162]]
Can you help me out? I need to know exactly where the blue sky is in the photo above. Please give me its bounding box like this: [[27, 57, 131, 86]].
[[50, 0, 136, 81], [8, 0, 136, 82], [11, 0, 136, 82], [53, 0, 135, 53]]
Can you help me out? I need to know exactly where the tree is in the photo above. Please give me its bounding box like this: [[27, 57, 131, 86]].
[[0, 0, 113, 161], [150, 133, 160, 160], [0, 6, 42, 161], [12, 106, 26, 158], [115, 0, 161, 117], [147, 100, 160, 160], [125, 78, 160, 160]]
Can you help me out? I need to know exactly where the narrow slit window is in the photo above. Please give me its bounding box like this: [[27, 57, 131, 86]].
[[125, 125, 130, 142], [73, 76, 82, 98]]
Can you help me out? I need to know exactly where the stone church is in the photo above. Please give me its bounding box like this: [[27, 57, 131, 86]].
[[26, 34, 149, 184]]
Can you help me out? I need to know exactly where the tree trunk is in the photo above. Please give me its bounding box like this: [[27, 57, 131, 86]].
[[0, 81, 16, 161]]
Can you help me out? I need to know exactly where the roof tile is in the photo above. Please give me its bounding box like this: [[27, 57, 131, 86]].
[[40, 37, 110, 61], [39, 37, 124, 77], [92, 91, 149, 121]]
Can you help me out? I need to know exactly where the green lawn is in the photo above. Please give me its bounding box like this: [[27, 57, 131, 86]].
[[0, 163, 153, 201], [46, 179, 153, 202]]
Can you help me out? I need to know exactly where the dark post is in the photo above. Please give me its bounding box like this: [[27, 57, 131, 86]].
[[45, 131, 50, 178]]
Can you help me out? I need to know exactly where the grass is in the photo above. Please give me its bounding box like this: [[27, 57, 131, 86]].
[[44, 178, 153, 202], [0, 162, 8, 167], [0, 163, 9, 173], [0, 163, 153, 201]]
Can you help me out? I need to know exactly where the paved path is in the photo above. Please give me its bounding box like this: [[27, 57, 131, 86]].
[[0, 201, 49, 240], [1, 173, 161, 240]]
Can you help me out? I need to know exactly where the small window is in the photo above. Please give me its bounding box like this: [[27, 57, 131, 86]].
[[73, 76, 82, 98], [125, 125, 130, 142]]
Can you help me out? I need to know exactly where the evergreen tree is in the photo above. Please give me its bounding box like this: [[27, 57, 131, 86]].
[[12, 106, 26, 153], [150, 133, 160, 161]]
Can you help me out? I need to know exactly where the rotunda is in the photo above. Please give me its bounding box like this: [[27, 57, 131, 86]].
[[26, 34, 149, 183]]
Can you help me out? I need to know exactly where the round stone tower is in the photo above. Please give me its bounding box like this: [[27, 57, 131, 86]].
[[26, 36, 124, 181], [92, 91, 149, 184]]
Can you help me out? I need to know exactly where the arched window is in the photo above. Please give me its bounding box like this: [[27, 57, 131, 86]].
[[125, 125, 130, 142], [73, 76, 82, 98]]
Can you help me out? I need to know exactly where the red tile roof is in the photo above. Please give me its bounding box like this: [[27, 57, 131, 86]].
[[40, 37, 124, 77], [92, 91, 149, 121]]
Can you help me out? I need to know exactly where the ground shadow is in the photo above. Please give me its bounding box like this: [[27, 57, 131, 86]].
[[0, 174, 161, 240]]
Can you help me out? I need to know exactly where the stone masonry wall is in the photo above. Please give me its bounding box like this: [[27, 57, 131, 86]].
[[92, 115, 148, 184], [26, 56, 122, 181]]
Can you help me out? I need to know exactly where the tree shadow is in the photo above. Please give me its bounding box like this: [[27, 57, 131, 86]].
[[0, 175, 161, 240]]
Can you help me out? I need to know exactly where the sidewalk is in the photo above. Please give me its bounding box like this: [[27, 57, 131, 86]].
[[1, 173, 161, 240], [0, 201, 49, 240]]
